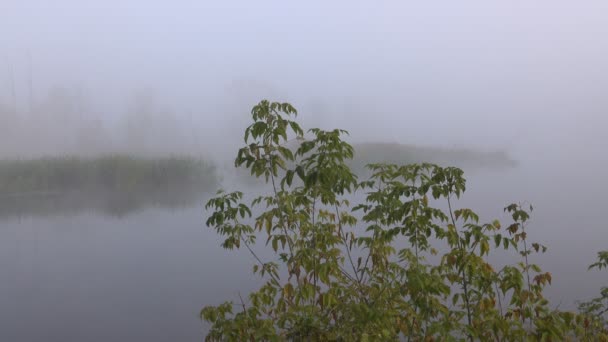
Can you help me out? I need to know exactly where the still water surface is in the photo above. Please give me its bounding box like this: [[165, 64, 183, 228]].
[[0, 206, 265, 341], [1, 155, 606, 341]]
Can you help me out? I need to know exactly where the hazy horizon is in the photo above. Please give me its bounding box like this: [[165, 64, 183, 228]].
[[1, 1, 607, 341], [2, 1, 607, 163]]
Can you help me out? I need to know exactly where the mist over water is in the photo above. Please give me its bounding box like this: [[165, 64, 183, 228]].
[[1, 0, 607, 340]]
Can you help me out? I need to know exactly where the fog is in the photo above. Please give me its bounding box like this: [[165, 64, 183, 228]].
[[1, 1, 607, 341], [2, 1, 606, 159]]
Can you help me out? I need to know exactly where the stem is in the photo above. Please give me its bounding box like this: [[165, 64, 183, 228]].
[[241, 236, 280, 283], [312, 197, 318, 305], [238, 291, 248, 312], [267, 154, 295, 259], [268, 159, 293, 251], [335, 204, 361, 283], [447, 195, 473, 340], [360, 252, 372, 284], [359, 177, 382, 284], [412, 178, 419, 259], [495, 281, 504, 318], [521, 221, 532, 294], [520, 218, 532, 328]]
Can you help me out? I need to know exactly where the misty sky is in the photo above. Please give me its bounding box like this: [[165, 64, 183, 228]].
[[2, 4, 608, 337], [2, 0, 607, 159]]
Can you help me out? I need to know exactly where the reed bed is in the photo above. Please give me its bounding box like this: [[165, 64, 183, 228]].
[[0, 155, 218, 195], [0, 155, 218, 218], [349, 142, 517, 175]]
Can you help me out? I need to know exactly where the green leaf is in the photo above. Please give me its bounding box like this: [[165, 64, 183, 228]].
[[494, 234, 502, 248], [295, 165, 305, 181], [285, 169, 294, 187]]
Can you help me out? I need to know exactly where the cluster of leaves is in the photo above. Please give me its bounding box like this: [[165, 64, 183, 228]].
[[201, 100, 607, 341], [577, 251, 608, 339]]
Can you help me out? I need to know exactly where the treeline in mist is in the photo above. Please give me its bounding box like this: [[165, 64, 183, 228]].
[[0, 86, 208, 158]]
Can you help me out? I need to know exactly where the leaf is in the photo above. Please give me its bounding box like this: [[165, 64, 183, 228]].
[[285, 169, 294, 187], [271, 237, 278, 251], [452, 293, 460, 306], [494, 234, 502, 248], [480, 239, 490, 256], [283, 283, 293, 298], [529, 242, 539, 252], [295, 165, 305, 181]]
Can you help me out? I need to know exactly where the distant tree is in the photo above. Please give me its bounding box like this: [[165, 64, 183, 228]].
[[123, 89, 184, 156]]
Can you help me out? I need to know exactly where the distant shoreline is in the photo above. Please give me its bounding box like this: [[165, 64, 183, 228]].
[[0, 155, 219, 218]]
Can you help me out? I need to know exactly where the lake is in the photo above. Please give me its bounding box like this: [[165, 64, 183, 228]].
[[1, 151, 606, 341]]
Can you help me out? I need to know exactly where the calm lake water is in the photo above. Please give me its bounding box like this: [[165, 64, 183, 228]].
[[0, 205, 267, 342], [1, 153, 606, 341]]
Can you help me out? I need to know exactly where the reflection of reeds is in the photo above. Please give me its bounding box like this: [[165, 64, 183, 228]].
[[0, 155, 218, 218]]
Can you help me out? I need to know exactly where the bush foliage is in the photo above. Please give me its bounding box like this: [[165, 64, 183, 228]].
[[202, 100, 607, 341]]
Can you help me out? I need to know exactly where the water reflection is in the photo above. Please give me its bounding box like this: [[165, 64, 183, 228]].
[[0, 206, 262, 342], [0, 188, 208, 219]]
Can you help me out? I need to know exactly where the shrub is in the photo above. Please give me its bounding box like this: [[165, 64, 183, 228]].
[[202, 100, 607, 341]]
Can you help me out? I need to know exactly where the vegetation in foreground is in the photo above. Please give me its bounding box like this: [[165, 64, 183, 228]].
[[0, 155, 218, 217], [202, 100, 607, 340]]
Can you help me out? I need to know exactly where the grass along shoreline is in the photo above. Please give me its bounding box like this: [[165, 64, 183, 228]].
[[0, 155, 219, 217], [0, 155, 218, 195], [350, 142, 517, 172]]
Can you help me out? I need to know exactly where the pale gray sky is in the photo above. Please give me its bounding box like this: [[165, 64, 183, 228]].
[[1, 0, 607, 157]]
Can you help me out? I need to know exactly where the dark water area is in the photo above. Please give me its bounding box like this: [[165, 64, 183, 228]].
[[0, 154, 606, 341], [0, 189, 208, 219]]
